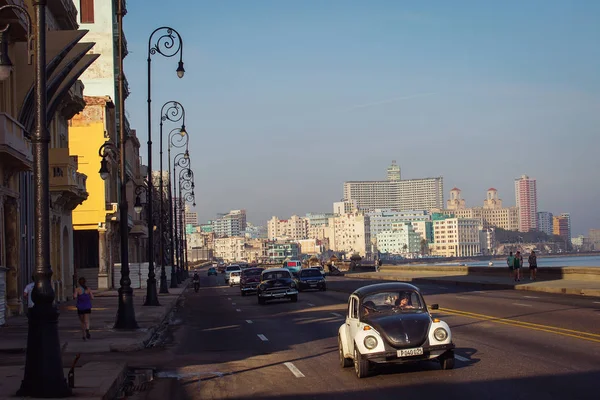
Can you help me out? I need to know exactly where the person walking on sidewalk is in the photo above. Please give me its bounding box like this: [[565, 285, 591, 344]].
[[74, 277, 94, 341], [513, 251, 522, 282], [23, 275, 35, 316], [528, 251, 538, 281], [507, 252, 515, 278]]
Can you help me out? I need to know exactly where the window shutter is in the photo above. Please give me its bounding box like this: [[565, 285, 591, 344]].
[[80, 0, 95, 24]]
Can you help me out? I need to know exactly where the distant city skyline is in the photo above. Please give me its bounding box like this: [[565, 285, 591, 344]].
[[124, 1, 600, 236]]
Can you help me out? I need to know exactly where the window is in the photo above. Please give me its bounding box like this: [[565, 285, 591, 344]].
[[80, 0, 94, 23]]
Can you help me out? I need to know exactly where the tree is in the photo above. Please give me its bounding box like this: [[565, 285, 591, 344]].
[[420, 239, 429, 255]]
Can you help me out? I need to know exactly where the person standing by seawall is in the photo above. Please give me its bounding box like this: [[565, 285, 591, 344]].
[[506, 252, 515, 279], [528, 251, 538, 281], [74, 277, 94, 340], [513, 251, 522, 282]]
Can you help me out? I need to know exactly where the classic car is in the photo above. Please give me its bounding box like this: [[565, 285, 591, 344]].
[[282, 260, 302, 274], [207, 267, 218, 276], [297, 268, 327, 291], [257, 268, 298, 304], [224, 265, 241, 284], [240, 267, 264, 296], [338, 282, 454, 378], [229, 271, 241, 287]]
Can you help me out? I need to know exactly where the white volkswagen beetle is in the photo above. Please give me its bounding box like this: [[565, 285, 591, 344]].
[[338, 282, 455, 378]]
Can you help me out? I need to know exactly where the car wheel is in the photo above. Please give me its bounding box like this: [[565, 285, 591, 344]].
[[241, 290, 246, 297], [440, 351, 455, 370], [339, 335, 352, 368], [321, 286, 327, 292], [354, 347, 370, 378], [290, 294, 298, 303]]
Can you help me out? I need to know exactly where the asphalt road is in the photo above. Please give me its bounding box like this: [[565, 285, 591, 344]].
[[143, 270, 600, 400]]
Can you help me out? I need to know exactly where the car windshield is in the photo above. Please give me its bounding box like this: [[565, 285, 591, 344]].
[[300, 269, 322, 278], [243, 269, 262, 276], [360, 290, 425, 317], [226, 266, 240, 271], [262, 271, 291, 280]]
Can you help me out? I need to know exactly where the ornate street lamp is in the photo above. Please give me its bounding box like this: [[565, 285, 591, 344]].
[[158, 101, 186, 292], [146, 27, 185, 303], [1, 2, 71, 396], [179, 168, 195, 278], [168, 128, 189, 286], [173, 153, 192, 282]]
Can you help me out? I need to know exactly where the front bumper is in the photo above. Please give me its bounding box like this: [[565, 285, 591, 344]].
[[258, 289, 299, 298], [299, 281, 326, 290], [241, 283, 259, 292], [363, 343, 455, 364]]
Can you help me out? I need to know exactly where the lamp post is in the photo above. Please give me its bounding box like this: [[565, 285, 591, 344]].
[[158, 101, 186, 291], [179, 168, 195, 278], [146, 26, 184, 303], [173, 152, 191, 282], [168, 128, 189, 287], [0, 2, 71, 397]]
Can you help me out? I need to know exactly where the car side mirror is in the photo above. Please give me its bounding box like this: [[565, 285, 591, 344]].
[[430, 304, 439, 310]]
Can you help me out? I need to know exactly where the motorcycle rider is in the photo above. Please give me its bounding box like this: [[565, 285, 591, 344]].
[[192, 272, 200, 292]]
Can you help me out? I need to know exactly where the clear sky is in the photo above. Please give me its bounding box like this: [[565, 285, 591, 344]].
[[123, 0, 600, 236]]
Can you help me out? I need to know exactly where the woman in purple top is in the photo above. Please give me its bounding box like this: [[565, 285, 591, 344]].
[[74, 277, 94, 340]]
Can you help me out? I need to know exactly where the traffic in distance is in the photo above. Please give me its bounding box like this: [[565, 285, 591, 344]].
[[209, 260, 453, 378]]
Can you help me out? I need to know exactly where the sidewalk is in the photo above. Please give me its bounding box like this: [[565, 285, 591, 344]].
[[349, 271, 600, 297], [0, 279, 190, 399]]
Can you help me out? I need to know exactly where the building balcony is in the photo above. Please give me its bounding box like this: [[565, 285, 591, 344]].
[[48, 0, 79, 30], [49, 148, 89, 210], [0, 113, 32, 171], [60, 80, 86, 120]]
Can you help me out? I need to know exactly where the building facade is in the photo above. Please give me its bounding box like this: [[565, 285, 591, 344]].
[[267, 215, 308, 241], [429, 215, 481, 258], [212, 210, 247, 238], [376, 223, 421, 255], [1, 1, 96, 322], [553, 215, 570, 243], [214, 236, 246, 262], [515, 175, 538, 232], [267, 241, 300, 263], [537, 211, 554, 236], [327, 212, 371, 258]]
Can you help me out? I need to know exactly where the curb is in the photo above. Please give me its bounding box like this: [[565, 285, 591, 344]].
[[348, 274, 600, 299], [109, 279, 191, 352]]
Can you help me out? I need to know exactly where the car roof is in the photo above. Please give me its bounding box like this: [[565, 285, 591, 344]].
[[352, 282, 420, 299], [300, 267, 321, 271], [242, 267, 263, 273], [226, 265, 240, 269], [262, 268, 290, 274]]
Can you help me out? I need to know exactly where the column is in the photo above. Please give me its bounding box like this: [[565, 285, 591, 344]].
[[4, 197, 20, 315], [97, 226, 109, 290]]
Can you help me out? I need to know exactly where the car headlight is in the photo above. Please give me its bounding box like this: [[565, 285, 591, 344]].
[[290, 282, 296, 288], [434, 327, 448, 341], [364, 336, 378, 350]]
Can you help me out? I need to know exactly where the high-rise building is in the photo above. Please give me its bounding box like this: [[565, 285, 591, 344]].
[[515, 175, 538, 232], [327, 213, 371, 258], [184, 204, 198, 226], [430, 214, 481, 258], [537, 212, 554, 236], [343, 161, 443, 211], [589, 229, 600, 249], [212, 210, 247, 237], [387, 160, 401, 181], [267, 215, 308, 240], [553, 215, 570, 242]]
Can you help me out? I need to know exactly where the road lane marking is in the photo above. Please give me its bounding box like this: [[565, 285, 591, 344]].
[[227, 298, 231, 300], [523, 296, 539, 299], [455, 355, 470, 362], [472, 291, 486, 294], [455, 296, 469, 299], [593, 302, 600, 304], [437, 286, 448, 290], [439, 307, 600, 343], [284, 362, 305, 378], [257, 334, 269, 341], [232, 303, 236, 305], [236, 309, 241, 312], [307, 303, 315, 307], [246, 320, 253, 324], [331, 312, 343, 318], [512, 303, 533, 307]]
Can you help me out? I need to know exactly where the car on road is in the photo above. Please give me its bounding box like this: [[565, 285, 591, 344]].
[[338, 282, 454, 378], [257, 268, 298, 305], [207, 267, 218, 276], [240, 267, 264, 296], [225, 265, 241, 284], [297, 268, 327, 292], [282, 260, 302, 274], [229, 271, 241, 287]]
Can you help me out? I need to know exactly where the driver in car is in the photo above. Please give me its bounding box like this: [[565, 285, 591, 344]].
[[395, 293, 415, 309], [362, 300, 377, 316]]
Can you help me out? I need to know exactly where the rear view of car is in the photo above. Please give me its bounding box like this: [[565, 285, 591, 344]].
[[225, 265, 241, 284], [207, 267, 218, 276], [229, 271, 241, 287], [240, 267, 264, 296], [283, 260, 302, 274]]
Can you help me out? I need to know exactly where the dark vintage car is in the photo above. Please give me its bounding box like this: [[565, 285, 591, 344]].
[[297, 268, 327, 291], [240, 267, 264, 296], [338, 282, 455, 378], [257, 268, 298, 305]]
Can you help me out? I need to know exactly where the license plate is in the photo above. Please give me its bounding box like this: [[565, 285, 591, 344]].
[[309, 283, 316, 286], [397, 347, 424, 357], [274, 293, 285, 297]]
